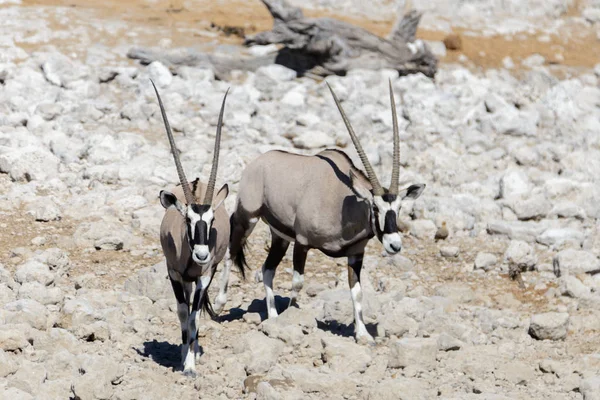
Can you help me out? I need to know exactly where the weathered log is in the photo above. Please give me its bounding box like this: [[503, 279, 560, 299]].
[[127, 0, 437, 78], [245, 0, 437, 77]]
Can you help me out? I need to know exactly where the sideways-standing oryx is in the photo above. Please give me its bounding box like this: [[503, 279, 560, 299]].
[[229, 81, 425, 344], [153, 81, 241, 376]]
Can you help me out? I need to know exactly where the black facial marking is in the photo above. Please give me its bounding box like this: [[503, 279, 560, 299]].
[[196, 221, 208, 245], [381, 193, 398, 202], [190, 204, 210, 214], [383, 210, 397, 234], [187, 204, 212, 246]]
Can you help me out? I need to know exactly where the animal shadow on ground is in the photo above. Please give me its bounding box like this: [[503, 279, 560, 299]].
[[136, 340, 202, 371], [316, 319, 378, 339], [246, 295, 296, 321], [216, 295, 296, 322]]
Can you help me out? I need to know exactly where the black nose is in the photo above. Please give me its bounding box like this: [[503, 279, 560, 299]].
[[390, 243, 401, 252]]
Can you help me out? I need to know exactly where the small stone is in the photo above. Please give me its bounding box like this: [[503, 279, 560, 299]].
[[583, 7, 600, 23], [94, 236, 124, 251], [292, 131, 335, 149], [0, 349, 19, 377], [321, 336, 372, 374], [256, 64, 297, 81], [443, 33, 462, 50], [147, 61, 172, 87], [440, 246, 459, 258], [529, 312, 569, 340], [558, 275, 591, 299], [499, 169, 532, 199], [0, 327, 29, 352], [15, 260, 54, 286], [305, 282, 327, 297], [553, 249, 599, 277], [437, 333, 462, 351], [474, 252, 497, 271], [31, 236, 46, 246], [502, 56, 515, 69], [247, 44, 279, 57], [410, 220, 437, 240], [504, 240, 537, 271], [35, 103, 63, 121], [522, 54, 545, 68], [580, 376, 600, 400], [537, 228, 584, 248], [4, 299, 49, 330], [243, 312, 262, 325], [388, 338, 437, 369], [29, 202, 62, 222], [0, 147, 60, 182]]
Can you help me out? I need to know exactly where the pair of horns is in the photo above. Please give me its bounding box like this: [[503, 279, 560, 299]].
[[151, 80, 229, 206], [327, 80, 403, 196]]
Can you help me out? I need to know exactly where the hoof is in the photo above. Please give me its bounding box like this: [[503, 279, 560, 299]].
[[356, 333, 375, 346], [183, 369, 197, 379]]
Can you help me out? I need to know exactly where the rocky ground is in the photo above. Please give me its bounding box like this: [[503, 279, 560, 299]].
[[1, 0, 600, 399]]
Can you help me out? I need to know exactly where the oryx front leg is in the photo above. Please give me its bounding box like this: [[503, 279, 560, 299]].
[[213, 252, 232, 315], [348, 254, 374, 345], [289, 244, 307, 308], [169, 276, 192, 372], [262, 234, 290, 319], [183, 275, 211, 377]]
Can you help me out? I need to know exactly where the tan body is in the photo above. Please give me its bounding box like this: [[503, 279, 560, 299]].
[[160, 180, 230, 282], [235, 149, 374, 257]]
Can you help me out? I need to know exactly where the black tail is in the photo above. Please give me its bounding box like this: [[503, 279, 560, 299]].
[[199, 282, 217, 319], [230, 213, 249, 280], [234, 243, 248, 280]]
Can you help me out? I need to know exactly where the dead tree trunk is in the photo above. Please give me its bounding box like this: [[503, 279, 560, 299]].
[[127, 0, 437, 78], [245, 0, 437, 77]]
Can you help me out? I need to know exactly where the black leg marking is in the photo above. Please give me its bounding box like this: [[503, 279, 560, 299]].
[[182, 330, 188, 344], [170, 278, 187, 304]]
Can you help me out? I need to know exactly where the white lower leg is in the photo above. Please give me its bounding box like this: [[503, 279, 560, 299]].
[[214, 257, 232, 314], [183, 308, 197, 374], [262, 264, 278, 318], [350, 282, 373, 342], [290, 270, 304, 305]]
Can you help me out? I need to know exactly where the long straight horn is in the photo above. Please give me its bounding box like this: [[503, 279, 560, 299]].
[[203, 88, 229, 205], [151, 80, 194, 205], [327, 82, 384, 196], [389, 79, 400, 195]]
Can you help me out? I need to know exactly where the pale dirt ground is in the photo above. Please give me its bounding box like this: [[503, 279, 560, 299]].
[[1, 0, 599, 396]]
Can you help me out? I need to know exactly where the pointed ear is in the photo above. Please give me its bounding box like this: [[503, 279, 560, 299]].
[[399, 183, 425, 200], [160, 190, 186, 214], [212, 184, 229, 210], [349, 170, 372, 200]]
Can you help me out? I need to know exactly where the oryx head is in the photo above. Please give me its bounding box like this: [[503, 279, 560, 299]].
[[152, 81, 230, 266], [328, 80, 425, 255]]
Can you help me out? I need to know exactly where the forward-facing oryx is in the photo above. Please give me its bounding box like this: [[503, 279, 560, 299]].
[[229, 81, 425, 344], [153, 81, 242, 376]]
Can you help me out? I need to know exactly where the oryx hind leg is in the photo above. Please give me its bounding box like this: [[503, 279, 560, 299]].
[[262, 232, 290, 319], [213, 250, 232, 315], [289, 244, 308, 308], [348, 254, 375, 345], [169, 275, 193, 372]]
